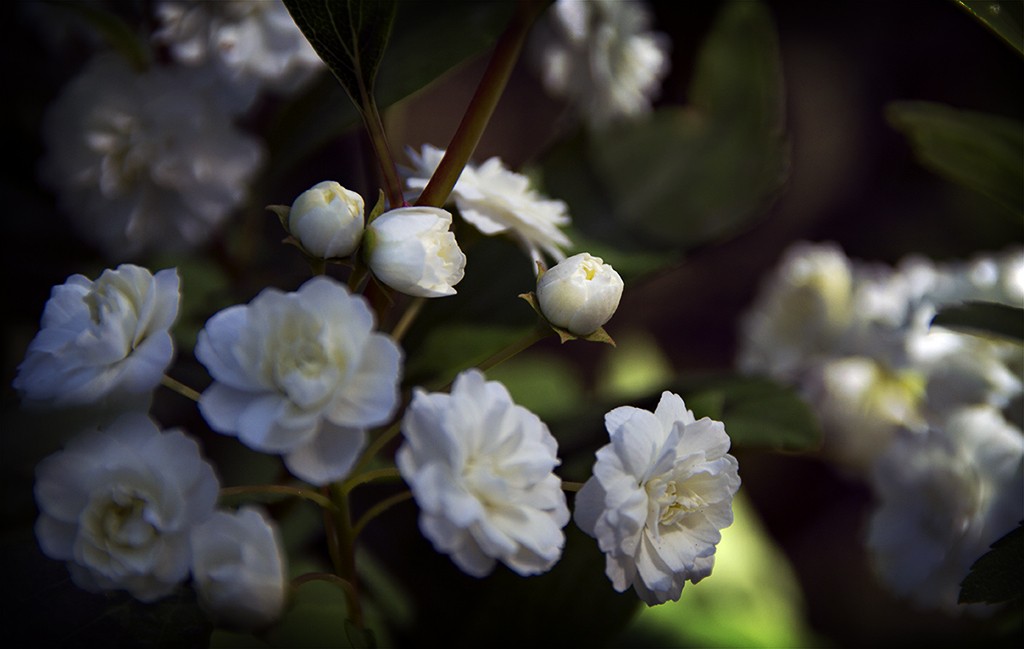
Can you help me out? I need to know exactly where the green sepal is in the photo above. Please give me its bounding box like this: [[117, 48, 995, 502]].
[[518, 291, 616, 346], [366, 189, 388, 224], [267, 204, 291, 232]]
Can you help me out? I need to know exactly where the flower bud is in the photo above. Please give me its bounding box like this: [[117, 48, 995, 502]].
[[365, 206, 466, 298], [289, 181, 364, 258], [536, 253, 623, 335]]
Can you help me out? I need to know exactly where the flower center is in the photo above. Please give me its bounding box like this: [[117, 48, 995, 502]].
[[84, 486, 158, 552], [646, 473, 707, 529]]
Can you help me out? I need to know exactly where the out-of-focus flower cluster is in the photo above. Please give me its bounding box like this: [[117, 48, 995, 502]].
[[738, 242, 1024, 609], [39, 0, 323, 260]]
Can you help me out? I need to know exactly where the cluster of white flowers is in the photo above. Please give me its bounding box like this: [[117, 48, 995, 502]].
[[41, 54, 265, 259], [155, 0, 323, 109], [738, 242, 1024, 608], [531, 0, 670, 128], [405, 144, 573, 265], [33, 412, 288, 626]]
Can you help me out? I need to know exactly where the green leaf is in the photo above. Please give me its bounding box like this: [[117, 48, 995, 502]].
[[960, 522, 1024, 604], [675, 374, 822, 451], [283, 0, 396, 106], [887, 101, 1024, 219], [955, 0, 1024, 56], [49, 0, 151, 70], [542, 0, 789, 254], [932, 301, 1024, 343]]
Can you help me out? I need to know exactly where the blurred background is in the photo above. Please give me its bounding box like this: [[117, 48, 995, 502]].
[[1, 1, 1021, 647]]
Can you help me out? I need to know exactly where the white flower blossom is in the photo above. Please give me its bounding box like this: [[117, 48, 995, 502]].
[[190, 506, 288, 629], [365, 206, 466, 297], [405, 144, 572, 264], [196, 276, 401, 485], [41, 53, 264, 259], [155, 0, 323, 107], [532, 0, 670, 127], [574, 392, 741, 605], [397, 369, 570, 577], [289, 180, 365, 259], [866, 406, 1024, 609], [536, 252, 623, 335], [34, 412, 219, 602], [14, 265, 180, 409]]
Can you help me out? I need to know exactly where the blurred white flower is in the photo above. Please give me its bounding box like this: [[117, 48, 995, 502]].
[[532, 0, 670, 127], [155, 0, 322, 107], [14, 265, 180, 409], [867, 406, 1024, 609], [365, 206, 466, 297], [34, 412, 219, 602], [574, 392, 740, 605], [41, 54, 264, 259], [737, 242, 855, 382], [196, 276, 401, 485], [190, 506, 288, 630], [405, 144, 572, 264], [536, 252, 623, 335], [397, 369, 570, 577], [289, 181, 365, 259]]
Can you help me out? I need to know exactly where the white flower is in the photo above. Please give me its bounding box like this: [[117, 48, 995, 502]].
[[155, 0, 323, 106], [365, 206, 466, 297], [396, 369, 570, 577], [532, 0, 670, 127], [289, 181, 365, 259], [536, 252, 623, 335], [34, 412, 219, 602], [866, 406, 1024, 609], [190, 507, 288, 629], [574, 392, 741, 605], [41, 53, 264, 259], [14, 265, 180, 409], [405, 144, 572, 264], [196, 276, 402, 485]]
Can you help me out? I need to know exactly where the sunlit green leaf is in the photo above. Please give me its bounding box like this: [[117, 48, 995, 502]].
[[676, 374, 822, 451], [542, 0, 789, 254], [932, 301, 1024, 343], [887, 101, 1024, 219], [960, 522, 1024, 604], [956, 0, 1024, 56], [283, 0, 396, 106], [620, 494, 820, 648]]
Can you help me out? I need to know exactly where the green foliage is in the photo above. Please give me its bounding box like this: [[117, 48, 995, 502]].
[[955, 0, 1024, 56], [932, 301, 1024, 343], [48, 0, 151, 70], [676, 374, 823, 451], [282, 0, 396, 107], [960, 522, 1024, 604], [542, 0, 789, 257], [887, 101, 1024, 220]]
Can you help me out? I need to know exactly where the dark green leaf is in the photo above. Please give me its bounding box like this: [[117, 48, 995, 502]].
[[956, 0, 1024, 56], [887, 101, 1024, 219], [283, 0, 396, 106], [960, 522, 1024, 604], [675, 374, 822, 451], [932, 301, 1024, 343], [542, 0, 789, 254]]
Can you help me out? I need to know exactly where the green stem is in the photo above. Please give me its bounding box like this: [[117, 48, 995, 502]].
[[328, 482, 364, 629], [160, 374, 201, 402], [360, 82, 404, 209], [352, 416, 406, 478], [352, 490, 414, 540], [391, 296, 425, 342], [342, 467, 403, 495], [218, 484, 339, 512], [475, 323, 549, 374], [415, 0, 545, 208]]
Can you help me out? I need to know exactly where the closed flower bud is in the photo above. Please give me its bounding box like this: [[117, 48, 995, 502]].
[[289, 181, 365, 258], [536, 253, 623, 335], [365, 206, 466, 298]]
